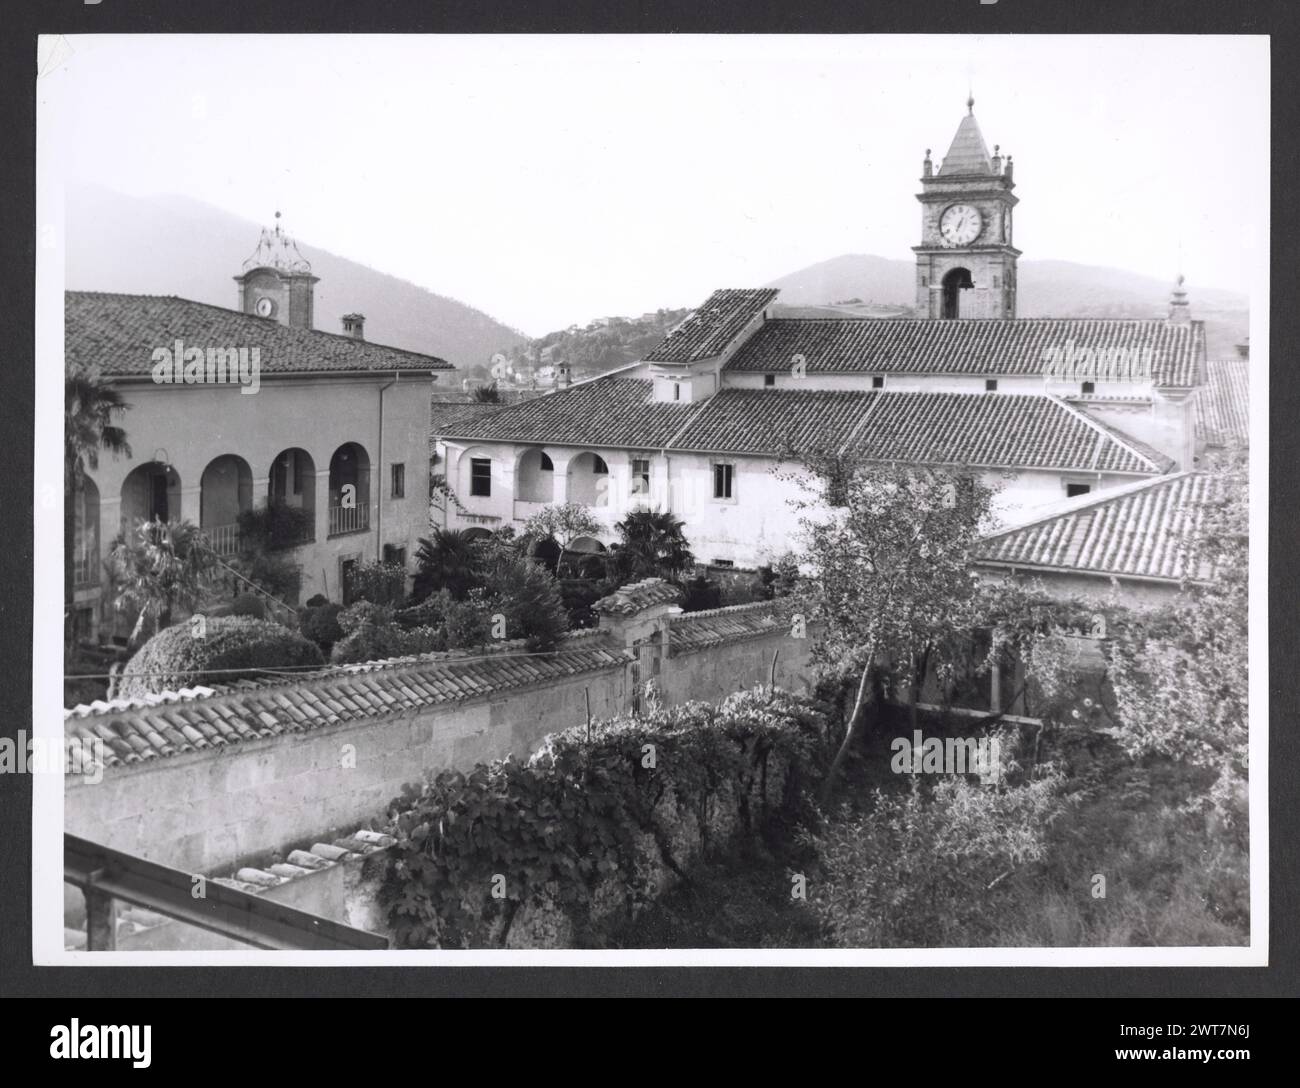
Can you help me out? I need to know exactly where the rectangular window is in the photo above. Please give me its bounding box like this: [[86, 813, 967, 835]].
[[872, 376, 885, 389], [1081, 381, 1095, 394], [470, 457, 492, 497], [712, 559, 735, 569], [383, 543, 407, 568], [764, 374, 776, 387], [985, 379, 998, 392], [713, 462, 734, 500], [631, 458, 651, 495], [1066, 483, 1092, 498], [390, 462, 405, 499], [673, 383, 680, 401]]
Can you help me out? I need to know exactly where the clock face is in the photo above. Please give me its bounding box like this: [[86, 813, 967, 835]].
[[940, 204, 982, 246], [255, 297, 275, 318]]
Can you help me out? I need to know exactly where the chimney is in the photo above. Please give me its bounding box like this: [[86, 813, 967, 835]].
[[556, 360, 571, 388], [342, 313, 366, 340], [1167, 275, 1191, 324]]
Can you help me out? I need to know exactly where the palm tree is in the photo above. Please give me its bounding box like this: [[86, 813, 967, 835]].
[[65, 364, 131, 647], [108, 518, 214, 649], [471, 382, 502, 403], [413, 528, 482, 601], [613, 508, 695, 581]]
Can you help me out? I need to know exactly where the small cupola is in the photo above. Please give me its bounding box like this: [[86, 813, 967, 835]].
[[233, 211, 320, 330]]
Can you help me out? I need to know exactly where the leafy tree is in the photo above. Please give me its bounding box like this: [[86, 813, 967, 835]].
[[65, 363, 131, 646], [1105, 457, 1249, 826], [107, 518, 217, 649], [413, 528, 483, 601], [793, 459, 997, 802], [522, 503, 603, 577], [611, 508, 695, 581]]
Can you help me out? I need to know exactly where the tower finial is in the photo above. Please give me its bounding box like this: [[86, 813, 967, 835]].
[[967, 92, 974, 114]]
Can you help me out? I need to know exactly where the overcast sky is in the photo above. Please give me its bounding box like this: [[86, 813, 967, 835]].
[[40, 34, 1268, 335]]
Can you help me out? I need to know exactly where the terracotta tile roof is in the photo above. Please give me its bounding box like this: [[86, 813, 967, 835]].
[[429, 400, 515, 433], [66, 291, 453, 377], [644, 289, 778, 363], [973, 471, 1212, 582], [667, 601, 790, 656], [439, 379, 698, 449], [850, 392, 1172, 474], [442, 379, 1172, 474], [670, 389, 881, 455], [63, 635, 629, 772], [593, 578, 682, 615], [1196, 358, 1250, 448], [724, 317, 1205, 388]]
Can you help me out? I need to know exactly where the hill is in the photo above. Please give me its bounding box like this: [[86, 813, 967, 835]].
[[65, 187, 528, 371]]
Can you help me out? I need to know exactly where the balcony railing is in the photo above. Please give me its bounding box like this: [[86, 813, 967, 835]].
[[328, 504, 370, 537], [202, 523, 242, 557]]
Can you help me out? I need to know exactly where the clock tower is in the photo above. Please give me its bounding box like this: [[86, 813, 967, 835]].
[[234, 212, 319, 330], [913, 98, 1020, 320]]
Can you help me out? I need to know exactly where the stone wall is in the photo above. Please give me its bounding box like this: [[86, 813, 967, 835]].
[[64, 592, 818, 888]]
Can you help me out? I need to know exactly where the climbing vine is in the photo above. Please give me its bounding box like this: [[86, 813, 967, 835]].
[[382, 689, 829, 948]]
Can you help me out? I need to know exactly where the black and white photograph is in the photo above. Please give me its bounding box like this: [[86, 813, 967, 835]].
[[29, 28, 1268, 973]]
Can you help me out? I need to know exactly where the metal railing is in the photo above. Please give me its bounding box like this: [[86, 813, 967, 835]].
[[203, 522, 242, 556], [65, 834, 388, 951], [328, 503, 370, 536]]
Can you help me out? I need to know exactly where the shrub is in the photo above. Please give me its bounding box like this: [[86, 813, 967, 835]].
[[116, 617, 324, 697], [558, 578, 612, 629], [443, 590, 492, 649], [802, 742, 1068, 948], [330, 601, 401, 664], [305, 593, 329, 608], [348, 560, 407, 607], [228, 593, 267, 618], [232, 550, 302, 605], [299, 601, 345, 651], [383, 689, 830, 949], [236, 502, 313, 552], [394, 594, 449, 632], [681, 575, 722, 612], [484, 556, 568, 651]]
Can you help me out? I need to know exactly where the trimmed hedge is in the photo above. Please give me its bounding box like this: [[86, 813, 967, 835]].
[[383, 689, 830, 949], [116, 616, 324, 697]]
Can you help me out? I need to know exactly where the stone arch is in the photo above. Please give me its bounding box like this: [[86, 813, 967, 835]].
[[941, 267, 973, 319], [568, 451, 611, 506], [516, 447, 555, 503]]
